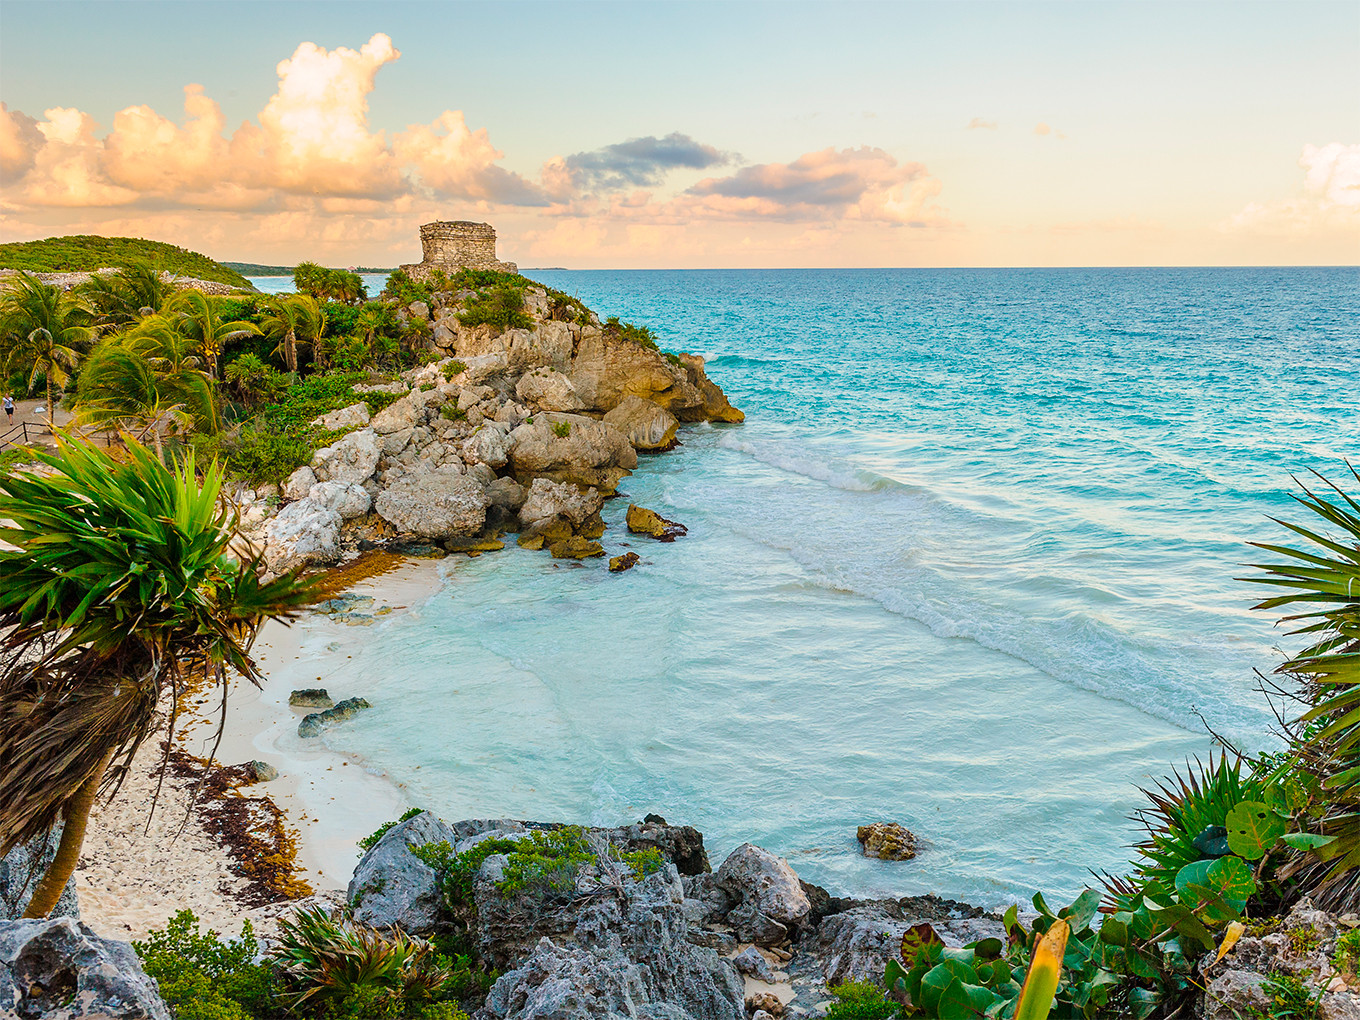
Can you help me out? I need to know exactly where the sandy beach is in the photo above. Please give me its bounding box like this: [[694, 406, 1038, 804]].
[[75, 555, 449, 941]]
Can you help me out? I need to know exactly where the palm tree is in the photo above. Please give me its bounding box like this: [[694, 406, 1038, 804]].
[[0, 438, 320, 917], [80, 261, 181, 328], [261, 294, 326, 375], [165, 289, 259, 383], [0, 272, 95, 425]]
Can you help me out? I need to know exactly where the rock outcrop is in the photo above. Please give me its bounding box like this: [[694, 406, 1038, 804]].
[[349, 811, 458, 932], [297, 696, 371, 738], [242, 278, 742, 576], [1, 827, 78, 921], [0, 917, 171, 1019]]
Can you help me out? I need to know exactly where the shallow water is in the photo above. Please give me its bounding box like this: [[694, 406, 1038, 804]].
[[257, 267, 1359, 906]]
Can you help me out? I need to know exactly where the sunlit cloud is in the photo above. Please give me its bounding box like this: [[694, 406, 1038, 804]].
[[967, 117, 998, 130], [1227, 142, 1360, 235], [1033, 122, 1066, 139]]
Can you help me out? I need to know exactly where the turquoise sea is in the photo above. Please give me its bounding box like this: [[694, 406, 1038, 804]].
[[249, 267, 1359, 906]]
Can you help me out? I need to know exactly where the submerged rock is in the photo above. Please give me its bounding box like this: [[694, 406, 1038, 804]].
[[548, 536, 605, 559], [0, 917, 170, 1019], [627, 503, 688, 541], [609, 551, 640, 572], [298, 697, 371, 738], [857, 822, 918, 861]]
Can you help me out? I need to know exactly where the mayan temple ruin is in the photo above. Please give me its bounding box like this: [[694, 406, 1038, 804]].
[[398, 220, 518, 281]]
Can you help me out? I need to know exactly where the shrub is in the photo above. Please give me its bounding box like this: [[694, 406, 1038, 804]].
[[196, 427, 314, 486], [1249, 972, 1324, 1020], [458, 285, 531, 331], [825, 979, 902, 1019], [551, 420, 571, 439], [359, 807, 426, 854], [442, 361, 467, 380], [134, 910, 276, 1020], [1334, 928, 1360, 977], [604, 315, 660, 351]]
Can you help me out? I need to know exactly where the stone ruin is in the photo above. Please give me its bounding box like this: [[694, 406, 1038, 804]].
[[398, 220, 517, 281]]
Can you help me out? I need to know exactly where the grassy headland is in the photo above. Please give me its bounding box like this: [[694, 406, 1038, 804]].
[[0, 235, 252, 288]]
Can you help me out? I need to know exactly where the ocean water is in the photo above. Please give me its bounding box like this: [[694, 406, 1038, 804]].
[[260, 267, 1359, 906]]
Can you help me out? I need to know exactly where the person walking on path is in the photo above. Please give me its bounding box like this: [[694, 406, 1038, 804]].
[[3, 396, 13, 425]]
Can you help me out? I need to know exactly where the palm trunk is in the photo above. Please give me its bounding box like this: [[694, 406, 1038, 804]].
[[46, 371, 55, 429], [286, 329, 297, 374], [22, 750, 114, 918]]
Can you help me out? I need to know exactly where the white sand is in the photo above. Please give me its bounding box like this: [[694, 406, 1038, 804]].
[[75, 556, 447, 941]]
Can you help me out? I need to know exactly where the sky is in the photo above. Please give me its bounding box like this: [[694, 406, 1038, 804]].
[[1, 0, 1357, 269]]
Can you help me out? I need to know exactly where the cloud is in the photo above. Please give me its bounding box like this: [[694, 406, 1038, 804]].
[[1228, 142, 1360, 235], [1034, 122, 1066, 139], [967, 117, 997, 130], [679, 146, 947, 225], [2, 33, 540, 213], [551, 132, 734, 194]]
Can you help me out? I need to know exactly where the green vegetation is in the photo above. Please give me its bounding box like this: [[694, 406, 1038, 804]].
[[0, 439, 320, 918], [1333, 927, 1360, 977], [551, 420, 571, 438], [134, 910, 276, 1020], [457, 284, 531, 331], [294, 262, 367, 306], [1248, 972, 1324, 1020], [411, 825, 664, 918], [825, 979, 903, 1018], [0, 271, 95, 424], [359, 807, 426, 854], [0, 235, 252, 288], [134, 908, 476, 1019]]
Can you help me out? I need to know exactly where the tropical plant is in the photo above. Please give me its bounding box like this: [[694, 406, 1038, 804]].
[[457, 285, 530, 331], [0, 438, 320, 917], [1248, 468, 1360, 910], [0, 271, 95, 424], [270, 906, 453, 1010], [294, 262, 366, 305], [79, 260, 181, 327], [165, 288, 260, 382], [262, 294, 327, 375]]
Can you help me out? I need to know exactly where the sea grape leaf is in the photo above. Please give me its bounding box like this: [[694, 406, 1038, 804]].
[[1205, 856, 1256, 914], [937, 978, 978, 1020], [1192, 825, 1231, 857], [971, 937, 1004, 960], [1226, 800, 1287, 859], [902, 922, 945, 964], [1059, 888, 1102, 931]]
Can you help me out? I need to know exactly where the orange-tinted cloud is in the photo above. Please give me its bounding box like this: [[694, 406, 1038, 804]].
[[1228, 142, 1360, 235]]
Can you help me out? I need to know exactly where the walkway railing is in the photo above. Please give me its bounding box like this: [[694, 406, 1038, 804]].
[[0, 421, 52, 450]]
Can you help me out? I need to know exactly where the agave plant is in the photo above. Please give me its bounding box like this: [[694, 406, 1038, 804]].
[[0, 438, 320, 917], [271, 906, 452, 1008], [1249, 466, 1360, 910]]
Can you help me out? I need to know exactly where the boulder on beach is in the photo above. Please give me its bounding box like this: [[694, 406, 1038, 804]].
[[374, 465, 489, 539], [262, 498, 342, 575], [604, 394, 680, 451], [288, 688, 332, 708]]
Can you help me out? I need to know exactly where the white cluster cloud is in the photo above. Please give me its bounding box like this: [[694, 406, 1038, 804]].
[[1228, 142, 1360, 235], [0, 34, 539, 213]]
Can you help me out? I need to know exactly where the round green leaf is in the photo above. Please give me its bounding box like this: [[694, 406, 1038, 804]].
[[1225, 800, 1287, 860], [1206, 855, 1256, 909]]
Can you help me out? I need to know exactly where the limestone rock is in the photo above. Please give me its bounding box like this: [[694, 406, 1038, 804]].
[[548, 536, 605, 559], [370, 395, 421, 434], [348, 811, 458, 933], [746, 992, 784, 1016], [298, 697, 371, 738], [243, 760, 279, 783], [627, 503, 688, 541], [310, 401, 371, 430], [610, 552, 640, 572], [678, 354, 745, 423], [569, 328, 703, 416], [308, 480, 372, 520], [311, 429, 381, 486], [461, 423, 513, 468], [715, 844, 811, 945], [1, 827, 78, 921], [857, 822, 918, 861], [733, 945, 777, 983], [507, 414, 637, 492], [282, 464, 317, 501], [374, 466, 489, 539], [0, 917, 170, 1019], [604, 394, 680, 451], [289, 688, 333, 708], [263, 498, 342, 574], [408, 300, 429, 320], [516, 367, 585, 412], [519, 477, 605, 530], [485, 476, 528, 511]]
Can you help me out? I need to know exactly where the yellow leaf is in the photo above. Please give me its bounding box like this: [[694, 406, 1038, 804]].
[[1016, 918, 1069, 1020], [1213, 921, 1246, 965]]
